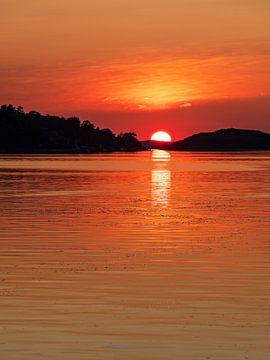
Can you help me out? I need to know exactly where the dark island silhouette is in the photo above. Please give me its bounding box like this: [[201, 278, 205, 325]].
[[1, 104, 270, 153], [169, 128, 270, 151], [0, 105, 141, 153]]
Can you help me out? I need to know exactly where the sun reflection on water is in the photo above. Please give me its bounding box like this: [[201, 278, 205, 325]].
[[151, 150, 171, 206], [152, 149, 171, 162]]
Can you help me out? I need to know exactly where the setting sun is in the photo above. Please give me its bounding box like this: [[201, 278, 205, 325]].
[[151, 131, 172, 142]]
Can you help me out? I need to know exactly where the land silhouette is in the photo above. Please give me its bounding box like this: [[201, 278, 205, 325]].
[[169, 128, 270, 151], [0, 105, 141, 153], [1, 104, 270, 153]]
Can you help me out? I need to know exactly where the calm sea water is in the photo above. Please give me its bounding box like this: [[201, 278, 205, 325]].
[[0, 151, 269, 360]]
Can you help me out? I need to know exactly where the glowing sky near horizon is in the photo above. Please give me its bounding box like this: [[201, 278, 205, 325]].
[[1, 0, 270, 138]]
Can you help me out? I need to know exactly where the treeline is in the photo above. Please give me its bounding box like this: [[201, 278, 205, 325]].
[[0, 104, 141, 153]]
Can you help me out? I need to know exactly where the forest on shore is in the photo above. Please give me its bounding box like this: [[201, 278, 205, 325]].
[[0, 104, 141, 153]]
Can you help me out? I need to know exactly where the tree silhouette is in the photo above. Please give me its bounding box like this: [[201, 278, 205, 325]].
[[0, 105, 141, 153]]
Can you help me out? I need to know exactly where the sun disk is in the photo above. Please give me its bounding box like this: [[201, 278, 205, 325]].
[[151, 131, 172, 142]]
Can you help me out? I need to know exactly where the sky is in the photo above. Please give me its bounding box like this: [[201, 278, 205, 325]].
[[1, 0, 270, 139]]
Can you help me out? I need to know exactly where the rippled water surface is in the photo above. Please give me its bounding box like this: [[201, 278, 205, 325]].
[[0, 151, 269, 360]]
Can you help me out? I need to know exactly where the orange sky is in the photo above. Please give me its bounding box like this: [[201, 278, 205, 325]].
[[1, 0, 270, 139]]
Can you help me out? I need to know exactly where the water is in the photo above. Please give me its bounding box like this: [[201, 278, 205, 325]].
[[0, 151, 269, 360]]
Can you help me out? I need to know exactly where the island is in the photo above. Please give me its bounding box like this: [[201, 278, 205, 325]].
[[169, 128, 270, 151], [0, 105, 141, 153]]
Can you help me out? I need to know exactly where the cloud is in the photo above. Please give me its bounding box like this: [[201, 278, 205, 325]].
[[179, 102, 192, 108]]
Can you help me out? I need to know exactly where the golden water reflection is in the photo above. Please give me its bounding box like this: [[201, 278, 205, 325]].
[[151, 149, 171, 162], [152, 169, 171, 205], [152, 150, 171, 205], [0, 153, 270, 359]]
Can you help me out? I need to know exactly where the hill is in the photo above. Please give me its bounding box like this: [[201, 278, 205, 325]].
[[0, 104, 141, 153], [170, 128, 270, 151]]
